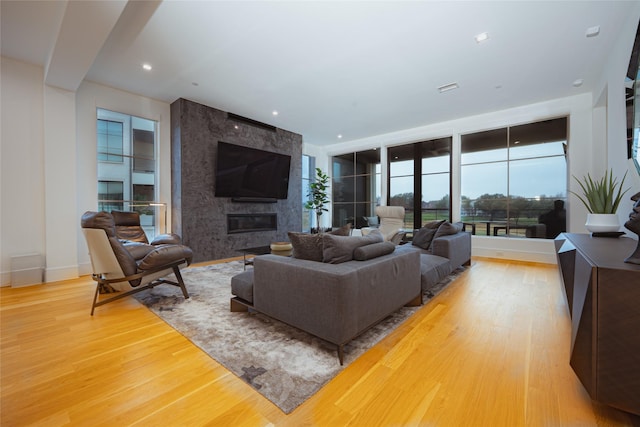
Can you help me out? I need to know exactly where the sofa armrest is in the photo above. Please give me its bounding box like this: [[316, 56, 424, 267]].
[[252, 250, 420, 345], [431, 231, 471, 268]]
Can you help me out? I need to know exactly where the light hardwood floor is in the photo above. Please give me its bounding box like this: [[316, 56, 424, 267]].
[[2, 257, 639, 426]]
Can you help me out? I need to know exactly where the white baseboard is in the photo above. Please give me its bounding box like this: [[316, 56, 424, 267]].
[[471, 236, 558, 264], [45, 265, 80, 283]]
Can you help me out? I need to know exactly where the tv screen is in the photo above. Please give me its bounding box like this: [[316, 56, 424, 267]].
[[215, 141, 291, 200]]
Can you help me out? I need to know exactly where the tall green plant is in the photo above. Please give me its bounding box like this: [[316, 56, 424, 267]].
[[570, 169, 629, 214], [304, 168, 330, 232]]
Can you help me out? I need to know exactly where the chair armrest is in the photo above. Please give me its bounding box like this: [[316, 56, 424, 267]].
[[151, 233, 182, 245]]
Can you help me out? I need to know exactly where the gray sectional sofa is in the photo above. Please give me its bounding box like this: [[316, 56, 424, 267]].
[[230, 222, 471, 363], [396, 221, 472, 292]]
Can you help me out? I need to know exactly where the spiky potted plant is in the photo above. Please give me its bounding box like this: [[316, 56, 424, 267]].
[[304, 168, 330, 233], [570, 169, 629, 233]]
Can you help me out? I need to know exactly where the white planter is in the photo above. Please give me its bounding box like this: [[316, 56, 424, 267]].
[[585, 213, 620, 233]]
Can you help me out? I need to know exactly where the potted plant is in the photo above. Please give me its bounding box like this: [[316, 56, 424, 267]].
[[304, 167, 330, 233], [570, 169, 629, 232]]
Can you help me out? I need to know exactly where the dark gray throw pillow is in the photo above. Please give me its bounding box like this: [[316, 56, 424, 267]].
[[433, 221, 464, 241], [412, 227, 438, 250], [288, 232, 323, 261], [322, 229, 383, 264], [353, 241, 396, 261], [423, 219, 446, 229]]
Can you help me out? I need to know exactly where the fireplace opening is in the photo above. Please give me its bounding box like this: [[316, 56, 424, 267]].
[[227, 213, 277, 234]]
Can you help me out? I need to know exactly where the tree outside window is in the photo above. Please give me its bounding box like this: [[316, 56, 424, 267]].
[[461, 117, 568, 237]]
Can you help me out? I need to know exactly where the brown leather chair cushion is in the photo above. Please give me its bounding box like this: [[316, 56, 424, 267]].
[[138, 245, 193, 271], [81, 211, 116, 238], [111, 210, 149, 243]]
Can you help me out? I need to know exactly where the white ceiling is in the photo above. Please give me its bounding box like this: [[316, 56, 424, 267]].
[[2, 1, 638, 146]]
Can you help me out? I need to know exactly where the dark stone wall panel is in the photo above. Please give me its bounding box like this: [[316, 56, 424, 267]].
[[171, 98, 303, 262]]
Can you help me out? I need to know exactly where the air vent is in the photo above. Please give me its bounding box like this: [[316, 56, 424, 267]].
[[227, 113, 277, 132]]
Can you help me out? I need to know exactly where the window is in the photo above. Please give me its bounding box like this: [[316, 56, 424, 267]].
[[389, 137, 451, 229], [461, 117, 567, 237], [332, 149, 381, 229], [133, 128, 155, 172], [97, 109, 161, 239], [97, 119, 123, 163], [302, 154, 315, 231], [98, 181, 123, 212]]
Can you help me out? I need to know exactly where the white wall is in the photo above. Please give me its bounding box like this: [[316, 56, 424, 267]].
[[44, 85, 79, 282], [592, 3, 640, 228], [1, 57, 46, 285]]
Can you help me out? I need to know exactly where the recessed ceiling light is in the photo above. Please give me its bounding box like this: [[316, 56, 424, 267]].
[[142, 63, 152, 71], [475, 32, 489, 43], [438, 82, 459, 93], [272, 110, 279, 116], [573, 79, 584, 87], [337, 134, 343, 139], [586, 26, 600, 38]]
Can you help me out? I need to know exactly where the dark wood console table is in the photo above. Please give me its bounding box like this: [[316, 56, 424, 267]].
[[554, 233, 640, 416]]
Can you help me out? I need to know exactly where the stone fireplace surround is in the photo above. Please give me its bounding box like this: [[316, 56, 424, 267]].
[[170, 98, 303, 262]]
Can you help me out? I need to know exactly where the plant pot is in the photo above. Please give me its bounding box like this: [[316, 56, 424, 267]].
[[585, 213, 620, 233]]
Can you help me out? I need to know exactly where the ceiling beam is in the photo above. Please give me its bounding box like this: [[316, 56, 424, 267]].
[[44, 0, 128, 91]]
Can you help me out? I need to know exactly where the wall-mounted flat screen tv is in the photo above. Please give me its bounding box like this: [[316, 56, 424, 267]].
[[215, 141, 291, 200]]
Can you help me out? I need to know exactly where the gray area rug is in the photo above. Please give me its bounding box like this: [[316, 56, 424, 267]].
[[134, 260, 460, 414]]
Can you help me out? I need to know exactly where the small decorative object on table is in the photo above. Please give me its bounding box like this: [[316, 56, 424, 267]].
[[270, 241, 292, 256], [624, 191, 640, 264]]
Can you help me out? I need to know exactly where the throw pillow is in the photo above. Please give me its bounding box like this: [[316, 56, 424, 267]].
[[353, 241, 395, 261], [412, 227, 438, 250], [288, 232, 323, 262], [322, 229, 383, 264], [330, 223, 352, 236], [433, 221, 464, 241], [423, 219, 446, 229]]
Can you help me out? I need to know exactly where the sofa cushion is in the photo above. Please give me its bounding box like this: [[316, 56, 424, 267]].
[[419, 254, 452, 291], [231, 270, 254, 303], [322, 230, 383, 264], [433, 221, 464, 241], [353, 241, 395, 261]]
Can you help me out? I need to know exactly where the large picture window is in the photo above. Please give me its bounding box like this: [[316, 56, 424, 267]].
[[389, 137, 451, 230], [96, 109, 162, 239], [332, 149, 381, 229], [461, 117, 567, 238]]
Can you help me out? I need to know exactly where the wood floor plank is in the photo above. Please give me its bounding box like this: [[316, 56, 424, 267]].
[[2, 257, 639, 426]]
